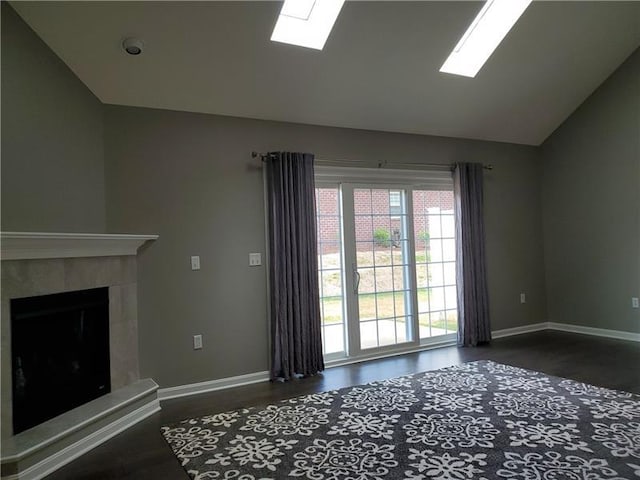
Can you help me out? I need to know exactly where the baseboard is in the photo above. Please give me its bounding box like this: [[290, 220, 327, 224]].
[[3, 399, 160, 480], [158, 371, 271, 401], [548, 322, 640, 342], [492, 322, 549, 339], [158, 322, 639, 402]]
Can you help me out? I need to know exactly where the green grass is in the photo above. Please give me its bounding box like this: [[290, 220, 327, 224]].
[[321, 290, 457, 332]]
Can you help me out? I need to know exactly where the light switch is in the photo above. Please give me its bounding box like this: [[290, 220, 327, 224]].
[[249, 253, 262, 266], [632, 297, 639, 309], [193, 334, 203, 350], [520, 293, 526, 304], [191, 256, 200, 270]]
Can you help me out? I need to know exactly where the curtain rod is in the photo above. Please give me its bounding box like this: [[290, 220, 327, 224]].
[[251, 152, 493, 171]]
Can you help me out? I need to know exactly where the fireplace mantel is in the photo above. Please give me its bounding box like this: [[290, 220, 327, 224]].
[[0, 232, 158, 260]]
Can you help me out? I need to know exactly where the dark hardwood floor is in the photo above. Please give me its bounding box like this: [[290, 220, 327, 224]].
[[45, 331, 640, 479]]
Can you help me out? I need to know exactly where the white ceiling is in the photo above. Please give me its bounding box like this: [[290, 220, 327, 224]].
[[11, 1, 640, 146]]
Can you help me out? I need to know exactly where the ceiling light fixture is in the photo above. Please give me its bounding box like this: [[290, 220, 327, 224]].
[[440, 0, 532, 78], [271, 0, 345, 50]]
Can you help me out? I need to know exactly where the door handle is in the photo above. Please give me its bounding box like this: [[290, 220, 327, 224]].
[[353, 264, 361, 294]]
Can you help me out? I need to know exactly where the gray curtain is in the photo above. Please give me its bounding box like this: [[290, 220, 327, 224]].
[[265, 152, 324, 380], [454, 163, 491, 346]]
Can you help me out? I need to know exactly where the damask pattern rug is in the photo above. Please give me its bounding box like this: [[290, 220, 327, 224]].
[[161, 360, 640, 479]]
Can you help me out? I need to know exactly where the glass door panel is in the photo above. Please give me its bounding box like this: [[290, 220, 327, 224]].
[[353, 187, 413, 350], [315, 187, 346, 356], [412, 189, 458, 339]]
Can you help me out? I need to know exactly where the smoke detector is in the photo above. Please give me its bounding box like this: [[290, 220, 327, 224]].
[[122, 38, 144, 56]]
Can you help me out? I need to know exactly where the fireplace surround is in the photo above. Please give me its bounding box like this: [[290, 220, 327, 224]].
[[1, 232, 158, 480]]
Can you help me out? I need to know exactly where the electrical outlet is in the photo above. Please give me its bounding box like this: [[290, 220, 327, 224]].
[[193, 334, 203, 350], [191, 256, 201, 270], [520, 293, 526, 304], [249, 253, 262, 266], [632, 297, 639, 309]]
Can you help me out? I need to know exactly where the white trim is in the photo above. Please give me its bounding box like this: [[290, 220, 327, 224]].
[[2, 400, 160, 480], [325, 338, 457, 369], [0, 232, 158, 260], [158, 371, 271, 401], [491, 322, 549, 339], [314, 166, 453, 188], [548, 322, 640, 342]]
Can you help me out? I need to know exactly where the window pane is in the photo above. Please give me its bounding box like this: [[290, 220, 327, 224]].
[[358, 293, 376, 320], [427, 263, 444, 287], [355, 217, 373, 242], [322, 297, 342, 324], [416, 265, 428, 289], [429, 239, 443, 262], [316, 188, 340, 215], [320, 244, 341, 269], [376, 293, 395, 319], [371, 189, 390, 215], [354, 189, 372, 215], [378, 320, 396, 346], [318, 216, 341, 243], [322, 270, 342, 297], [419, 312, 431, 338], [427, 215, 442, 238], [374, 266, 393, 290], [443, 262, 456, 285], [356, 243, 374, 267], [358, 268, 376, 294], [417, 287, 430, 312], [442, 239, 456, 261], [430, 287, 445, 311], [430, 311, 447, 335], [323, 324, 344, 354], [360, 321, 378, 349], [441, 215, 455, 238], [445, 286, 457, 310], [440, 191, 455, 214], [445, 310, 458, 333]]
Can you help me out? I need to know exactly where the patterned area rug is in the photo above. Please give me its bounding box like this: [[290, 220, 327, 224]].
[[162, 360, 640, 479]]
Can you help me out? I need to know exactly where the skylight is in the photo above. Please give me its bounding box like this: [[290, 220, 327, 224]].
[[271, 0, 345, 50], [440, 0, 532, 78]]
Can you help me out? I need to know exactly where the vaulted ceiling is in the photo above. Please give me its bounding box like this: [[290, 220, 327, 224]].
[[11, 1, 640, 145]]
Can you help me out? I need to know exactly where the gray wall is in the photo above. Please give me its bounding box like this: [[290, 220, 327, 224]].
[[1, 3, 105, 232], [541, 49, 640, 333], [104, 105, 547, 387]]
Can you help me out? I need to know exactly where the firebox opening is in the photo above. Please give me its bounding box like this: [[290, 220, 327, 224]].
[[11, 287, 110, 434]]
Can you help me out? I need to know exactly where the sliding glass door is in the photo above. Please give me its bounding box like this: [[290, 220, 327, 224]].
[[315, 174, 456, 360]]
